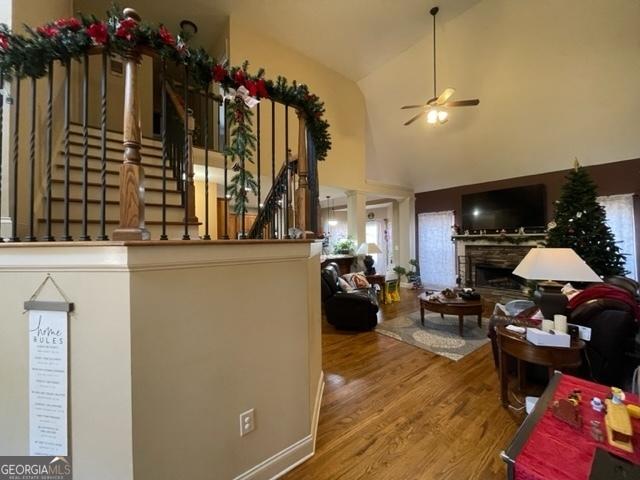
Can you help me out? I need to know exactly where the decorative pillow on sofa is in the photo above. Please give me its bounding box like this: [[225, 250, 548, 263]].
[[341, 272, 371, 289], [338, 277, 354, 292], [351, 272, 371, 289]]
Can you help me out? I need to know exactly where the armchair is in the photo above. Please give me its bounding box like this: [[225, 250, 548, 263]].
[[320, 263, 379, 331]]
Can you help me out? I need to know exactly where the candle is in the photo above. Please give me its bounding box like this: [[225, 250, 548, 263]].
[[542, 320, 554, 332], [554, 314, 568, 334]]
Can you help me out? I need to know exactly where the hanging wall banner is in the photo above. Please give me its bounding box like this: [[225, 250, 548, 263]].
[[28, 309, 68, 456]]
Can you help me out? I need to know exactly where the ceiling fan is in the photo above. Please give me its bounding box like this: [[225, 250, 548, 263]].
[[402, 6, 480, 126]]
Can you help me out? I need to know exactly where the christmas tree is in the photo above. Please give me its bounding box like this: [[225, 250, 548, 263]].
[[546, 161, 626, 277]]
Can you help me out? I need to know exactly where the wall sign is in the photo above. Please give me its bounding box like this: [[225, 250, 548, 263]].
[[24, 275, 74, 457]]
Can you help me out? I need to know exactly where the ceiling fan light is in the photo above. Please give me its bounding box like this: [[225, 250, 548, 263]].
[[438, 110, 449, 123], [426, 109, 438, 124]]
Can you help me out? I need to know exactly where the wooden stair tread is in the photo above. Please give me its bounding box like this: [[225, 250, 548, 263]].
[[49, 196, 182, 209], [51, 178, 181, 194], [55, 164, 172, 181], [37, 218, 201, 226], [57, 151, 167, 170]]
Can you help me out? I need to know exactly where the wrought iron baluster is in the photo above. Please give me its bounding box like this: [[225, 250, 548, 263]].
[[0, 74, 4, 241], [61, 61, 72, 241], [9, 77, 20, 242], [43, 64, 54, 241], [203, 84, 211, 240], [160, 61, 168, 240], [182, 66, 190, 240], [271, 100, 276, 239], [80, 53, 90, 240], [284, 105, 290, 238], [256, 102, 261, 237], [97, 52, 108, 241], [223, 101, 229, 239], [25, 77, 37, 241]]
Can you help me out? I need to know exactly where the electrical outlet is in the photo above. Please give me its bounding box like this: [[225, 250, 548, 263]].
[[239, 409, 255, 437]]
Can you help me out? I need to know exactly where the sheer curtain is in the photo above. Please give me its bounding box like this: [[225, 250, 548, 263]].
[[418, 211, 456, 288], [366, 220, 387, 273], [597, 194, 638, 280]]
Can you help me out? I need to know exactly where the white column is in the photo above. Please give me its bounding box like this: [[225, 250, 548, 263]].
[[397, 195, 416, 272], [346, 190, 366, 246]]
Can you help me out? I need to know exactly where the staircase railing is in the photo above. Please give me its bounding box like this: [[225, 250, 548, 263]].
[[0, 7, 321, 242], [247, 157, 298, 239]]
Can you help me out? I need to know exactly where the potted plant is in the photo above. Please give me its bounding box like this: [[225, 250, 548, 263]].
[[333, 237, 356, 255]]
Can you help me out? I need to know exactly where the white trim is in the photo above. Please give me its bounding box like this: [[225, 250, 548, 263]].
[[310, 371, 325, 452], [233, 371, 325, 480]]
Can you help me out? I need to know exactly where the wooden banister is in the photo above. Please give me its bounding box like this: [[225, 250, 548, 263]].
[[112, 8, 150, 240]]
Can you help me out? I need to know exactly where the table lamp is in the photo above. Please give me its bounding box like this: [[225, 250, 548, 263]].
[[357, 242, 383, 275], [513, 248, 602, 318]]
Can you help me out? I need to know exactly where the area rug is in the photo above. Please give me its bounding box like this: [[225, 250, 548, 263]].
[[375, 311, 490, 361]]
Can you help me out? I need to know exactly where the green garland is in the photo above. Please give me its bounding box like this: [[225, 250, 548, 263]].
[[0, 6, 332, 215], [451, 234, 546, 245]]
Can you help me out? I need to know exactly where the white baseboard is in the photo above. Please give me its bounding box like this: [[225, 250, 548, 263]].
[[233, 371, 325, 480]]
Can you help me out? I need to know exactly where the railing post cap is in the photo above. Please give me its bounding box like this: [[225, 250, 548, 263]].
[[123, 8, 142, 22]]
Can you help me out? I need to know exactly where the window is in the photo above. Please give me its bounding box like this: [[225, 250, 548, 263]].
[[598, 194, 638, 280], [366, 220, 386, 273], [418, 211, 456, 288]]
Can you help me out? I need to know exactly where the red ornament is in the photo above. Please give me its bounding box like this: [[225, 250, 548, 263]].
[[37, 25, 59, 38], [115, 17, 138, 42], [54, 17, 82, 32], [245, 79, 258, 97], [158, 25, 175, 46], [256, 79, 269, 99], [233, 69, 246, 88], [0, 33, 9, 51], [87, 22, 108, 45], [213, 64, 227, 83]]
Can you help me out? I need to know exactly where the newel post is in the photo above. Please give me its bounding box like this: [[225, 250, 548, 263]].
[[295, 110, 310, 237], [113, 8, 150, 240]]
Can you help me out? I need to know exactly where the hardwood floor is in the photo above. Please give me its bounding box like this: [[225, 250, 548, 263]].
[[283, 289, 522, 480]]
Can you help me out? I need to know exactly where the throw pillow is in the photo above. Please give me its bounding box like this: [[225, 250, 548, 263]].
[[338, 277, 353, 292], [351, 272, 370, 289]]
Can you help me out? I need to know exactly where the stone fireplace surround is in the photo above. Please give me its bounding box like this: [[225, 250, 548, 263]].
[[454, 235, 545, 303]]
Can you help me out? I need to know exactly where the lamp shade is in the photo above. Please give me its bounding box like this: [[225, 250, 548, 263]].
[[356, 242, 382, 255], [512, 248, 602, 283]]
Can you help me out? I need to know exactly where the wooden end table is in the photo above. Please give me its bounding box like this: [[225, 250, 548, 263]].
[[496, 325, 585, 408], [418, 293, 483, 337]]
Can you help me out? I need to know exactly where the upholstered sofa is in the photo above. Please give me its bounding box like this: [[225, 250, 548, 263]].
[[320, 263, 379, 331]]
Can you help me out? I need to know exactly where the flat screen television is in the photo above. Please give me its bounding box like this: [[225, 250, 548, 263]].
[[461, 185, 546, 231]]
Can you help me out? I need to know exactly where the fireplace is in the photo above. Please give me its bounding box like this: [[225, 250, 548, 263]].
[[462, 245, 532, 291], [475, 264, 523, 290]]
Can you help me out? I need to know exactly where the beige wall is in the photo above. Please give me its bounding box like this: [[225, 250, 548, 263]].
[[0, 246, 134, 479], [0, 241, 322, 480], [229, 17, 367, 193]]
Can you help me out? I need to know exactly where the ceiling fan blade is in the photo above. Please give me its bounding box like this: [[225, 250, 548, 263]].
[[426, 96, 439, 106], [443, 99, 480, 107], [401, 105, 428, 110], [404, 111, 427, 126], [435, 88, 456, 105]]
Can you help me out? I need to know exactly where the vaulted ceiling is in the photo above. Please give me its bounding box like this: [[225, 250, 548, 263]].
[[78, 0, 640, 193]]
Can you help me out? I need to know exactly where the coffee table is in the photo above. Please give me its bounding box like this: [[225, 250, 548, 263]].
[[418, 293, 483, 337]]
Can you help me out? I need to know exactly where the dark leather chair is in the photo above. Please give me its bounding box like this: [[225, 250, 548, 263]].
[[320, 263, 379, 331], [569, 295, 637, 386]]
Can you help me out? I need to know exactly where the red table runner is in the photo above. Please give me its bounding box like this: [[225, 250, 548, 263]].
[[515, 375, 640, 480]]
